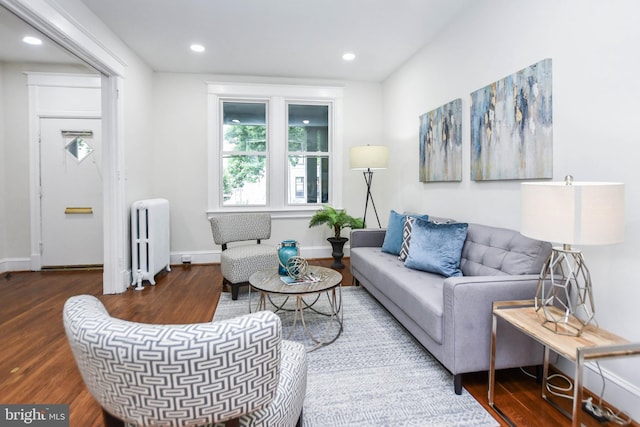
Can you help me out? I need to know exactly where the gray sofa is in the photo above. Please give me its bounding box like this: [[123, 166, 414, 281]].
[[350, 221, 552, 394]]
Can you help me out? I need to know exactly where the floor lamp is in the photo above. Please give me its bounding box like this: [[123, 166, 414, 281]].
[[350, 145, 388, 228], [521, 176, 624, 336]]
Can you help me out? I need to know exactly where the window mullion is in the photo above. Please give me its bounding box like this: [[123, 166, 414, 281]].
[[208, 94, 221, 210], [288, 151, 329, 156], [269, 96, 286, 209], [222, 151, 266, 156]]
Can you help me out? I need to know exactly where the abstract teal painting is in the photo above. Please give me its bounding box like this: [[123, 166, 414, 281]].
[[470, 59, 553, 180], [419, 98, 462, 182]]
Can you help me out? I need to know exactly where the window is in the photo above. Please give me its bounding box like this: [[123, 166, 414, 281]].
[[208, 83, 343, 217], [287, 103, 329, 204], [222, 102, 267, 206]]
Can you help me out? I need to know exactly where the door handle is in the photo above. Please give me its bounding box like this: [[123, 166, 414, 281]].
[[65, 207, 93, 214]]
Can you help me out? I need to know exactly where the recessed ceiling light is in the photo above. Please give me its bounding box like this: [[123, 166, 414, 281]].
[[342, 52, 356, 61], [22, 36, 42, 46], [190, 44, 205, 53]]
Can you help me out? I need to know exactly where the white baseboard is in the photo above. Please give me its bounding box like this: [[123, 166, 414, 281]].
[[132, 245, 342, 290], [0, 257, 33, 274], [169, 245, 347, 266], [555, 358, 640, 422], [169, 250, 219, 265], [1, 246, 348, 273]]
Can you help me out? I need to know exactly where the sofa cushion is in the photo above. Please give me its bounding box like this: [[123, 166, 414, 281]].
[[381, 210, 428, 255], [350, 247, 445, 344], [460, 223, 552, 276], [405, 220, 468, 277]]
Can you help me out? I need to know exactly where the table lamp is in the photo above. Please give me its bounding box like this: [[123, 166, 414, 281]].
[[350, 145, 388, 228], [521, 176, 624, 336]]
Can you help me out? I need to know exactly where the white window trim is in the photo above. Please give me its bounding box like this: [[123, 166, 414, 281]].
[[207, 82, 343, 219]]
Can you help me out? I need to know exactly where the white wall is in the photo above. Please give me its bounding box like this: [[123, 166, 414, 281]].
[[120, 59, 155, 207], [150, 73, 383, 262], [0, 64, 6, 262], [2, 64, 32, 262], [381, 0, 640, 419]]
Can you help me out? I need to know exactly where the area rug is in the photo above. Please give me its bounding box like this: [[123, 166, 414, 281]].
[[213, 286, 499, 427]]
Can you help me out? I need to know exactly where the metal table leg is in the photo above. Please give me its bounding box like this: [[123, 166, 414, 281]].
[[488, 312, 517, 426]]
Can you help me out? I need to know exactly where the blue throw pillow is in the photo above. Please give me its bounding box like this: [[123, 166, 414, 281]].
[[404, 219, 468, 277], [381, 210, 429, 255]]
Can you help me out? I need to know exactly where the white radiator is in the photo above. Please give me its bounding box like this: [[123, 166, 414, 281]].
[[131, 198, 171, 288]]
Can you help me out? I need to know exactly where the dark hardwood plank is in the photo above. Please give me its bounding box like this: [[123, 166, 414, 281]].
[[0, 261, 636, 427]]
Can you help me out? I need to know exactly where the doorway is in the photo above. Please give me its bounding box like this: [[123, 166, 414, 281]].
[[0, 1, 129, 293]]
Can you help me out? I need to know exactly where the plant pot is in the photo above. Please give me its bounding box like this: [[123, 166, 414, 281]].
[[327, 237, 349, 269]]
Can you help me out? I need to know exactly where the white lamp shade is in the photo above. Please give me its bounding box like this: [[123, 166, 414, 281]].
[[521, 181, 625, 245], [350, 145, 389, 170]]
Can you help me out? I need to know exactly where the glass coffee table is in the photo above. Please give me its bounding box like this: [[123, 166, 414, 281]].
[[248, 265, 343, 351]]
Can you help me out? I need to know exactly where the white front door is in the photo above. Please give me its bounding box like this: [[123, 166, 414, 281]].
[[40, 117, 103, 267]]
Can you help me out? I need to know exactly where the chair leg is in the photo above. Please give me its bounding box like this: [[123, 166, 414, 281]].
[[102, 408, 125, 427], [295, 409, 303, 427], [222, 277, 241, 300]]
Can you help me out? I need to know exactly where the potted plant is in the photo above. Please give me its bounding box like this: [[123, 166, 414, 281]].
[[309, 205, 365, 269]]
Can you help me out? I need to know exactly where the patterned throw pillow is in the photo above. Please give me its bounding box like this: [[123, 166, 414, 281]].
[[398, 216, 416, 261]]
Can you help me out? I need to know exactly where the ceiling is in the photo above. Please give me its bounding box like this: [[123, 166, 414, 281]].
[[1, 1, 475, 82], [0, 6, 86, 65], [77, 0, 476, 82]]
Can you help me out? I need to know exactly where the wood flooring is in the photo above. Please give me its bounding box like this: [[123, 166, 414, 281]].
[[0, 261, 636, 427]]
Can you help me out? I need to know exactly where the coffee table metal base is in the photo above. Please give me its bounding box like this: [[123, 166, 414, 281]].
[[248, 266, 343, 352], [252, 288, 342, 351]]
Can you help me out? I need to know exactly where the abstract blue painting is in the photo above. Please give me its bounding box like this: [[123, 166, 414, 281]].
[[419, 98, 462, 182], [470, 58, 553, 180]]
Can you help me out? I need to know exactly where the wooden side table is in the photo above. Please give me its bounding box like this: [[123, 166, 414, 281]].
[[489, 300, 640, 427]]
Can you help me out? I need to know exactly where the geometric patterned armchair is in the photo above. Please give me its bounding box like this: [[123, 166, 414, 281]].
[[210, 213, 277, 300], [63, 295, 307, 427]]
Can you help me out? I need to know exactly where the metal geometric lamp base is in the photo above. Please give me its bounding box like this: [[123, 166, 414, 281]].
[[534, 246, 595, 337]]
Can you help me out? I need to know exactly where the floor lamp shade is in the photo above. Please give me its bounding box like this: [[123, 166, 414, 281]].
[[520, 178, 624, 336], [350, 146, 389, 170]]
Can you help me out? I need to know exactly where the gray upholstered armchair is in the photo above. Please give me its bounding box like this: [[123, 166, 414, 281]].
[[63, 295, 307, 427], [209, 213, 277, 300]]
